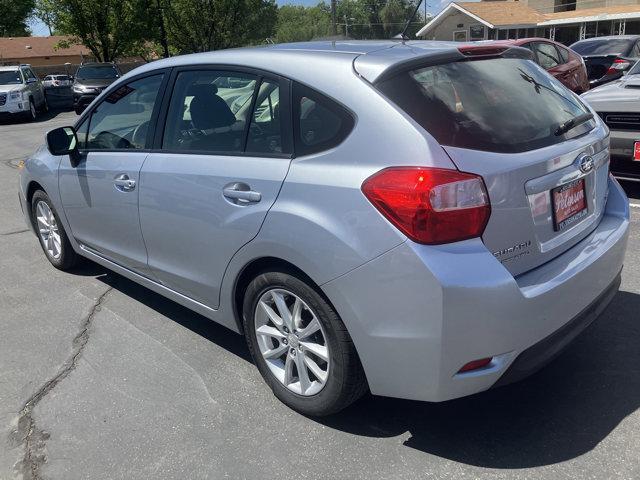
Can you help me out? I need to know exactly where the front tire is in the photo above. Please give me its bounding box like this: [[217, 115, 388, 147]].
[[24, 98, 37, 122], [243, 271, 367, 416], [31, 190, 79, 271]]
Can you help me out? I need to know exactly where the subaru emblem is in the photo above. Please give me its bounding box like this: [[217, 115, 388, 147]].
[[578, 154, 594, 173]]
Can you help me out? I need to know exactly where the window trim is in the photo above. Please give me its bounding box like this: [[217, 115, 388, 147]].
[[152, 64, 293, 159], [74, 68, 172, 154]]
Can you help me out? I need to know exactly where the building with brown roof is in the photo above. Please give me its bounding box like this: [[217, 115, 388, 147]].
[[417, 1, 640, 45], [0, 36, 92, 67]]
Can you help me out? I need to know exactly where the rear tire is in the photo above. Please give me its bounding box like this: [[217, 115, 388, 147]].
[[31, 190, 79, 271], [243, 271, 367, 416]]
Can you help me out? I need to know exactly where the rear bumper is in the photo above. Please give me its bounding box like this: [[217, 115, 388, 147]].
[[322, 176, 629, 402], [493, 270, 620, 388], [590, 72, 622, 88]]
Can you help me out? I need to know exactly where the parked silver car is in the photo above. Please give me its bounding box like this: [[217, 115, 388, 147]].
[[0, 65, 47, 121], [582, 62, 640, 182], [42, 74, 73, 88], [19, 41, 630, 416]]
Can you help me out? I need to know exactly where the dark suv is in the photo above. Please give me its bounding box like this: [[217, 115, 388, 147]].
[[72, 63, 121, 114]]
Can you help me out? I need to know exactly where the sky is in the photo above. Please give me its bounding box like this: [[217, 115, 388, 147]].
[[27, 0, 454, 37]]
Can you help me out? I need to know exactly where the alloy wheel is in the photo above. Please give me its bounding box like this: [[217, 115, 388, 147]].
[[35, 201, 62, 259], [254, 288, 330, 396]]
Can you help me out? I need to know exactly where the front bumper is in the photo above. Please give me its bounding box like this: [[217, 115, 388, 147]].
[[73, 92, 98, 111], [322, 176, 629, 402], [609, 130, 640, 181], [0, 98, 30, 115]]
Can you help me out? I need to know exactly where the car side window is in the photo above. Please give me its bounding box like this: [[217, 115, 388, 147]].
[[292, 83, 354, 156], [86, 74, 164, 150], [162, 70, 258, 153], [534, 42, 561, 70], [246, 79, 283, 154]]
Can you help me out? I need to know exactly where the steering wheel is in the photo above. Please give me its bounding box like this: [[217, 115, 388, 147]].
[[131, 121, 149, 148]]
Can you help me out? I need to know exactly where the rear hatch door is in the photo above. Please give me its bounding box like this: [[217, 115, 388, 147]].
[[583, 54, 619, 82], [444, 139, 610, 276], [374, 50, 611, 276]]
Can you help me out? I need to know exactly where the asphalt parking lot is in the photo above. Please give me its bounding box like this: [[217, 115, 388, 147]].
[[1, 111, 639, 480]]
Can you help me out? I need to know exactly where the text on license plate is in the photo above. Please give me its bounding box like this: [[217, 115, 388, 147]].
[[552, 178, 587, 231]]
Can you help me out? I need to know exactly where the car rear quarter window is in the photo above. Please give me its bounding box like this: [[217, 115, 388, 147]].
[[292, 83, 354, 156], [558, 45, 570, 63], [376, 57, 592, 153]]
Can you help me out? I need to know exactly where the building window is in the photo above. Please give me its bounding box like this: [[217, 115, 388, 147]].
[[554, 0, 575, 12]]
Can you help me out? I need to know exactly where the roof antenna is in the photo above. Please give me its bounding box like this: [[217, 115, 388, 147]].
[[394, 0, 424, 41]]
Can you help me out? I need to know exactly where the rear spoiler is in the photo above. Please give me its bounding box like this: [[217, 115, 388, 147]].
[[373, 45, 533, 85]]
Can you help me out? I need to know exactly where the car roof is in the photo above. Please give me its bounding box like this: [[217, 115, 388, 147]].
[[0, 66, 20, 71], [129, 40, 487, 84], [574, 35, 640, 42]]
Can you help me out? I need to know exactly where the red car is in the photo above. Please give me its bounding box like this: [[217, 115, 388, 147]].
[[490, 38, 590, 94]]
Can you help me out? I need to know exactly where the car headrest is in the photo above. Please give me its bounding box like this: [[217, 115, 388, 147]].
[[188, 84, 236, 130]]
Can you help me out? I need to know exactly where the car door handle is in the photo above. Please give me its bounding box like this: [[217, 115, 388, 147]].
[[223, 183, 261, 204], [114, 174, 136, 192]]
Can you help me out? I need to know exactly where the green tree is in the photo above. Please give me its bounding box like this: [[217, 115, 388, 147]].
[[163, 0, 278, 54], [33, 0, 57, 36], [0, 0, 35, 37], [275, 4, 331, 43], [53, 0, 154, 61]]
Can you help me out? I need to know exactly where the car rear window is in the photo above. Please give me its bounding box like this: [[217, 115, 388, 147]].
[[570, 39, 634, 56], [376, 58, 592, 153]]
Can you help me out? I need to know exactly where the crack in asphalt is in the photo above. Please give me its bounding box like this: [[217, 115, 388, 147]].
[[11, 285, 113, 480], [1, 229, 30, 236]]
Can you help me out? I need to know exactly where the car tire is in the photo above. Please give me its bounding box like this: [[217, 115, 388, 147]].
[[31, 190, 79, 271], [243, 271, 367, 416], [24, 98, 37, 122]]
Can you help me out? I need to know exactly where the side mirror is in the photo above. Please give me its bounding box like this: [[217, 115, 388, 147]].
[[47, 126, 81, 166], [27, 78, 38, 84]]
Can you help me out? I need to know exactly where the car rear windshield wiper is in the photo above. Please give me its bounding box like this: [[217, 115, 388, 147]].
[[554, 112, 594, 136]]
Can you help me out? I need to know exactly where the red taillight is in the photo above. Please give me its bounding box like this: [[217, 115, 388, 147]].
[[607, 58, 630, 75], [458, 357, 493, 373], [361, 167, 491, 245]]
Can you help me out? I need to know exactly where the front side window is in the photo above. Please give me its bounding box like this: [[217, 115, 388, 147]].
[[162, 70, 258, 153], [86, 74, 164, 150], [377, 58, 593, 153], [534, 43, 561, 69], [293, 83, 354, 156]]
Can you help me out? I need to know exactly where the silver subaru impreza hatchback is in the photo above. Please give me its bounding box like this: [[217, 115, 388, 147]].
[[19, 41, 630, 416]]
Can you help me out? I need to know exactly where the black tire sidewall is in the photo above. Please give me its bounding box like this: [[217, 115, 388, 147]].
[[243, 272, 354, 416], [31, 191, 77, 270]]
